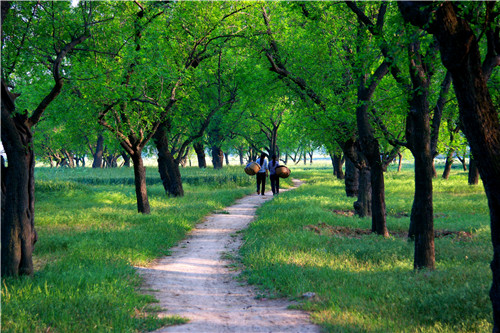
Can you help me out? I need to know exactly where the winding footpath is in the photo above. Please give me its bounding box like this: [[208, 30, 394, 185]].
[[137, 180, 319, 332]]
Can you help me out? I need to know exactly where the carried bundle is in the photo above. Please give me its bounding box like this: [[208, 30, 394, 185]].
[[244, 161, 261, 176], [275, 165, 291, 178]]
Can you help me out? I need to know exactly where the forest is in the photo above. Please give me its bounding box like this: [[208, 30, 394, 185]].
[[1, 1, 500, 332]]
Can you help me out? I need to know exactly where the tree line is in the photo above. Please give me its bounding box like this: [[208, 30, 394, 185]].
[[2, 1, 499, 329]]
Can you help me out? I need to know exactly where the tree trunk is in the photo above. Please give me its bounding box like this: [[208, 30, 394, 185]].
[[404, 39, 436, 270], [193, 142, 206, 168], [442, 149, 454, 179], [468, 156, 480, 185], [431, 159, 437, 178], [212, 146, 224, 169], [398, 152, 403, 172], [344, 157, 359, 197], [238, 147, 244, 165], [224, 152, 230, 166], [121, 151, 130, 167], [1, 111, 37, 277], [336, 154, 345, 179], [130, 152, 150, 214], [92, 134, 104, 168], [371, 161, 388, 236], [354, 167, 371, 217], [154, 125, 184, 197]]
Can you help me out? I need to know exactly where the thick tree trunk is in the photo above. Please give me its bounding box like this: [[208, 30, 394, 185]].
[[130, 152, 150, 214], [330, 153, 345, 179], [154, 126, 184, 197], [193, 142, 207, 168], [354, 167, 371, 217], [442, 149, 454, 179], [212, 146, 224, 169], [92, 134, 104, 168], [1, 110, 37, 277], [344, 158, 359, 197], [468, 157, 480, 185]]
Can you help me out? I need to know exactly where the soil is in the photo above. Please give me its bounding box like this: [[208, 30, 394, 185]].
[[137, 179, 319, 332], [305, 222, 473, 240]]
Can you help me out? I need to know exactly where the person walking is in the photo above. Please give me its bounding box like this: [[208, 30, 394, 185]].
[[269, 154, 280, 195], [256, 153, 269, 195]]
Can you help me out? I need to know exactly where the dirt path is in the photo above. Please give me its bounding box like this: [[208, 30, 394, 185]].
[[137, 180, 319, 332]]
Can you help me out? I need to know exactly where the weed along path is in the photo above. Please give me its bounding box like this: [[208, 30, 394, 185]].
[[138, 179, 319, 332]]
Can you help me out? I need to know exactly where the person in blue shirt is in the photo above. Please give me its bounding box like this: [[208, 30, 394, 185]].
[[256, 153, 269, 195], [269, 154, 280, 195]]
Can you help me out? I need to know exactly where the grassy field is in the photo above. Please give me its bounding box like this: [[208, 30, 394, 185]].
[[1, 165, 265, 332], [240, 165, 492, 332], [2, 163, 491, 332]]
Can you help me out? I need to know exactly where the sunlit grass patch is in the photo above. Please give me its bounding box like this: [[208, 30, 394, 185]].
[[240, 167, 492, 332], [2, 166, 256, 332]]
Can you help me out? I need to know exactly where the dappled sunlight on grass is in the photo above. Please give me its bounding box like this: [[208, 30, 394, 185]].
[[3, 166, 257, 333], [241, 167, 492, 332]]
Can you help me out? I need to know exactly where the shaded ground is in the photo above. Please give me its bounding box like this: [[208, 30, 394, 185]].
[[138, 180, 319, 332], [307, 219, 473, 240]]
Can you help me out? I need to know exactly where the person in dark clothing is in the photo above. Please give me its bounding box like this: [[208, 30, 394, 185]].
[[269, 154, 280, 195], [256, 153, 269, 195]]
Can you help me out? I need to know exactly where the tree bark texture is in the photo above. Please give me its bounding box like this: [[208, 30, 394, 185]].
[[331, 153, 345, 179], [212, 146, 224, 169], [469, 157, 480, 185], [442, 149, 454, 180], [404, 39, 436, 270], [154, 126, 184, 197], [356, 64, 389, 235], [92, 134, 104, 168], [1, 108, 38, 277], [354, 167, 371, 217], [194, 142, 207, 168], [130, 152, 150, 214], [344, 158, 359, 197]]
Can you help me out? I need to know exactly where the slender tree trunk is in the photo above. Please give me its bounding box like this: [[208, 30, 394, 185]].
[[335, 154, 345, 179], [212, 146, 224, 169], [130, 152, 150, 214], [354, 167, 371, 217], [154, 126, 184, 197], [345, 157, 359, 197], [92, 134, 104, 168], [193, 142, 206, 168], [405, 39, 436, 270], [468, 156, 480, 185], [238, 148, 244, 165], [371, 162, 388, 236], [121, 151, 130, 167], [398, 152, 403, 172], [1, 111, 37, 277], [431, 159, 437, 178], [442, 149, 454, 179], [224, 152, 230, 166]]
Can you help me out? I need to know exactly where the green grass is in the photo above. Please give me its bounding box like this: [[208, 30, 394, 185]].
[[240, 167, 492, 332], [1, 165, 257, 332]]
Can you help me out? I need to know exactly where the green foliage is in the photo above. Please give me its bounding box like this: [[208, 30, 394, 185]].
[[240, 166, 491, 332], [1, 166, 255, 332]]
